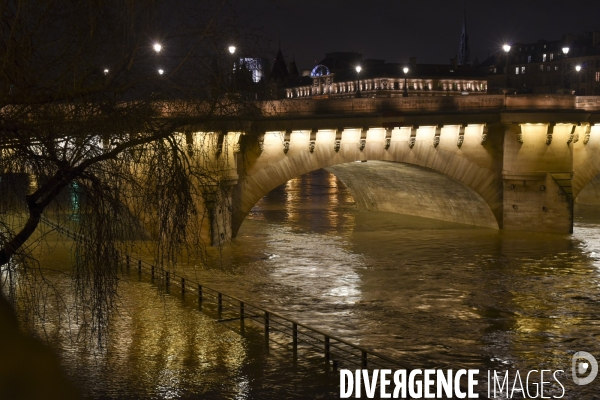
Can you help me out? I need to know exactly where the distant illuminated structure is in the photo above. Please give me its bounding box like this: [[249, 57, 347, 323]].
[[480, 30, 600, 95], [286, 52, 487, 99], [310, 65, 330, 77], [240, 58, 269, 83]]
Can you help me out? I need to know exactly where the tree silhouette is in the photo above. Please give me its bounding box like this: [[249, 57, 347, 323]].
[[0, 0, 265, 345]]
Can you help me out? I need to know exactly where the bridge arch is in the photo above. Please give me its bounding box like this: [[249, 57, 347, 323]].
[[573, 124, 600, 200], [232, 126, 503, 236]]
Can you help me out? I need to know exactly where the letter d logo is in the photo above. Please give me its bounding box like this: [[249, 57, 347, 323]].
[[572, 351, 598, 385]]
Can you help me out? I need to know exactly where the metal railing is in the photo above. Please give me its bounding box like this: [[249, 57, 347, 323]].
[[40, 215, 409, 373]]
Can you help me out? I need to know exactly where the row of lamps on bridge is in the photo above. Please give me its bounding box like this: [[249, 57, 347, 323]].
[[102, 42, 238, 77], [352, 43, 584, 98], [101, 43, 584, 94], [353, 65, 411, 98]]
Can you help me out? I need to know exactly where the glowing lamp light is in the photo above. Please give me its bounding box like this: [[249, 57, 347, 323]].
[[403, 67, 409, 74], [503, 44, 511, 53], [103, 69, 109, 75], [355, 66, 362, 73], [562, 47, 570, 55], [158, 69, 164, 75], [153, 43, 162, 53], [576, 65, 582, 72], [228, 45, 236, 55]]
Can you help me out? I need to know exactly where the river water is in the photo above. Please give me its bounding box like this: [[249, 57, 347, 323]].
[[8, 168, 600, 398]]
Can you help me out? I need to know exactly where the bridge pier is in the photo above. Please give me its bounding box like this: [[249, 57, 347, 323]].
[[501, 122, 578, 233]]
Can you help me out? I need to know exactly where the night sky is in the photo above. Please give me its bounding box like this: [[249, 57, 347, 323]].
[[238, 0, 600, 70]]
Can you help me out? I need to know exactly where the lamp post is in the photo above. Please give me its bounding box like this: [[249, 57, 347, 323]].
[[355, 66, 362, 98], [402, 67, 409, 97], [154, 43, 163, 76], [575, 64, 582, 94], [562, 47, 570, 92], [228, 45, 237, 90], [502, 44, 511, 91]]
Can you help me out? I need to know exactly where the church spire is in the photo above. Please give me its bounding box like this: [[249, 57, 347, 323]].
[[458, 4, 470, 66], [270, 40, 289, 81]]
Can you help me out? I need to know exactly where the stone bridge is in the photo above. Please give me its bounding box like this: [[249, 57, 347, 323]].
[[198, 95, 600, 243]]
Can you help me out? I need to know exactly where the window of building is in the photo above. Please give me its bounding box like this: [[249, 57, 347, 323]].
[[540, 65, 544, 71], [543, 54, 547, 62], [516, 67, 520, 75], [493, 67, 497, 74], [555, 66, 559, 71], [596, 72, 600, 82], [521, 66, 526, 74], [528, 55, 532, 63], [550, 53, 554, 61], [547, 66, 551, 71], [544, 44, 547, 49]]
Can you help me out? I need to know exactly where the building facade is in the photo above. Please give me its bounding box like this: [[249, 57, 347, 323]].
[[483, 31, 600, 95], [285, 52, 487, 99]]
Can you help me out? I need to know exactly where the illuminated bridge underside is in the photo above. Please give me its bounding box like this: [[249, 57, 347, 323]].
[[576, 176, 600, 205], [326, 161, 499, 229], [132, 95, 600, 244]]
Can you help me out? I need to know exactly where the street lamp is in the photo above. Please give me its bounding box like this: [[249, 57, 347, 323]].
[[228, 45, 237, 91], [158, 68, 164, 75], [503, 44, 511, 90], [576, 65, 582, 94], [355, 66, 362, 98], [562, 47, 570, 91], [402, 67, 409, 97], [153, 43, 162, 53], [103, 68, 109, 75]]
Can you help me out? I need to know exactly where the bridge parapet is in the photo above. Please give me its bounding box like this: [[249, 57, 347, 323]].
[[259, 95, 600, 120]]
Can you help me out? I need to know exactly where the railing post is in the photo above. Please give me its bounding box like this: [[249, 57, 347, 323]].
[[126, 255, 130, 269], [217, 292, 222, 313], [264, 311, 270, 342], [198, 285, 203, 303], [325, 336, 330, 362], [151, 265, 155, 278], [362, 351, 368, 368], [332, 360, 338, 373], [165, 271, 170, 287], [138, 260, 142, 273], [292, 323, 298, 351], [240, 302, 244, 322], [181, 278, 185, 294]]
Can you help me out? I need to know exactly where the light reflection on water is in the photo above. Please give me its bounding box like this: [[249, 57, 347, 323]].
[[204, 168, 600, 398], [6, 168, 600, 398], [14, 233, 337, 399]]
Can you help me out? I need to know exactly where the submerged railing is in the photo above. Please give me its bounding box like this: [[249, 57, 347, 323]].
[[40, 215, 408, 373]]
